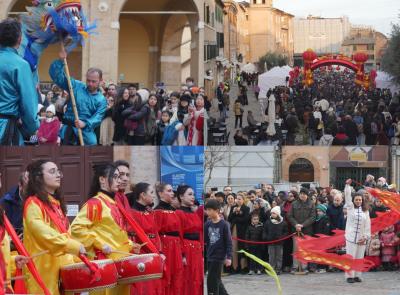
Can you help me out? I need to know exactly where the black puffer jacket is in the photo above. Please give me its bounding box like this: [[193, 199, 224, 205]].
[[245, 222, 263, 242], [263, 218, 288, 245], [121, 103, 150, 136]]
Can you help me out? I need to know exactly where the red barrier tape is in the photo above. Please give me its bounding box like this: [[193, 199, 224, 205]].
[[232, 233, 296, 245]]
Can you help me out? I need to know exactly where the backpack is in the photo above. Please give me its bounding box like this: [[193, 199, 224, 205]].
[[161, 121, 180, 145]]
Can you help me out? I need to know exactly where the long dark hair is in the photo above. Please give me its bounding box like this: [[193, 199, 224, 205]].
[[352, 193, 369, 212], [147, 94, 160, 114], [25, 160, 66, 214], [128, 182, 150, 207], [113, 87, 130, 117], [176, 184, 192, 203], [89, 163, 118, 198]]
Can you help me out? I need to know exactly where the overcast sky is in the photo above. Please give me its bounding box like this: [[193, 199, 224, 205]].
[[240, 0, 399, 36]]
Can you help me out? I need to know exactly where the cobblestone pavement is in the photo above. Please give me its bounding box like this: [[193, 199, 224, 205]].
[[205, 271, 400, 295], [208, 82, 265, 145]]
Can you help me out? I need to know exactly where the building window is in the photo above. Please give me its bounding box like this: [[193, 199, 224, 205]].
[[253, 0, 256, 4], [262, 0, 266, 3], [205, 5, 210, 24], [204, 44, 218, 61], [353, 45, 357, 51], [217, 32, 224, 49], [368, 54, 375, 60], [289, 158, 314, 182], [211, 12, 215, 27], [367, 44, 374, 50]]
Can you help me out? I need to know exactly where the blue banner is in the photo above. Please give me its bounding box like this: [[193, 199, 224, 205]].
[[160, 146, 204, 203]]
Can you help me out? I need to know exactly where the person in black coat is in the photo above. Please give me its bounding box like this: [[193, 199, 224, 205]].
[[228, 194, 250, 273], [245, 214, 264, 274], [326, 194, 345, 231], [263, 206, 288, 274], [112, 87, 132, 145], [342, 115, 358, 145]]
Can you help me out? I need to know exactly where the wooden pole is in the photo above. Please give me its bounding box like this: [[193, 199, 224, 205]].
[[60, 39, 85, 146]]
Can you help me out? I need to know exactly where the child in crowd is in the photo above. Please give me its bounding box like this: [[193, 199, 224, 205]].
[[156, 110, 171, 145], [380, 225, 397, 271], [245, 214, 264, 275], [37, 104, 61, 145], [312, 204, 330, 273], [205, 199, 232, 295], [263, 206, 287, 275], [365, 233, 381, 271]]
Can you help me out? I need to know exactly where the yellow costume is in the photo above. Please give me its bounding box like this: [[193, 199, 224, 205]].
[[1, 232, 13, 292], [23, 195, 81, 295], [70, 191, 133, 295]]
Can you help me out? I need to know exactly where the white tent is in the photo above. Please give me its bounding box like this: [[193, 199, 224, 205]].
[[241, 63, 257, 74], [375, 71, 400, 95], [258, 66, 292, 98]]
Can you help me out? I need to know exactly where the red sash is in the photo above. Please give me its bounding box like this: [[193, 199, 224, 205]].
[[113, 193, 159, 254], [25, 196, 69, 234]]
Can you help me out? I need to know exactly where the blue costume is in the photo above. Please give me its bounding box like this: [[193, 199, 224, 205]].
[[0, 47, 40, 145], [49, 59, 106, 145]]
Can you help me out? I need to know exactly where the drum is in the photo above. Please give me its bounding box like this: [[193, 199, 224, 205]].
[[60, 259, 118, 293], [114, 253, 163, 284]]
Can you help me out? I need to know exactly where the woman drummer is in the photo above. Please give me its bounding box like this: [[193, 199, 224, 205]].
[[70, 163, 140, 295], [154, 183, 184, 295], [127, 182, 163, 295], [23, 160, 86, 295], [176, 185, 203, 295]]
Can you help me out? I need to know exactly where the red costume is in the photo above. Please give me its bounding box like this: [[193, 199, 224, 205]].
[[154, 201, 184, 295], [176, 206, 203, 295], [129, 201, 163, 295]]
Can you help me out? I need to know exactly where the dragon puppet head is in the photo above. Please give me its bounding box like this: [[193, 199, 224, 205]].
[[21, 0, 95, 51]]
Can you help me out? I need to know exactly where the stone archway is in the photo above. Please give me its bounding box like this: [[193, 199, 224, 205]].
[[283, 152, 321, 183], [289, 158, 314, 182]]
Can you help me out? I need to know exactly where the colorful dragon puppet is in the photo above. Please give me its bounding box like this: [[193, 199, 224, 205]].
[[18, 0, 95, 81]]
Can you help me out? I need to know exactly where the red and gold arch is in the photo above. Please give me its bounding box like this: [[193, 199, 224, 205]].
[[290, 49, 377, 89]]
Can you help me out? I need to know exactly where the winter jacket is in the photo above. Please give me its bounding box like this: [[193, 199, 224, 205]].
[[287, 198, 316, 235], [313, 216, 331, 235], [0, 186, 23, 234], [245, 222, 263, 243], [365, 236, 380, 256], [263, 218, 288, 245], [228, 205, 250, 238], [326, 204, 345, 231], [380, 231, 396, 256], [319, 134, 334, 146], [112, 101, 131, 142], [122, 103, 150, 136]]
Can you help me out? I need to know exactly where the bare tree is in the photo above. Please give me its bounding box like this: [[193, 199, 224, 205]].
[[204, 146, 228, 187]]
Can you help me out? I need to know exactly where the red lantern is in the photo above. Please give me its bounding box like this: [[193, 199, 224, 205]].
[[353, 52, 368, 63], [302, 49, 317, 63], [336, 66, 340, 71]]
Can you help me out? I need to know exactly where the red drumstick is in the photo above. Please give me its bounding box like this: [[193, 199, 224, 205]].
[[78, 254, 101, 283]]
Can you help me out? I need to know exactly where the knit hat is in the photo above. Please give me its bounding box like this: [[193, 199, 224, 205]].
[[38, 104, 44, 112], [270, 206, 281, 217], [316, 204, 327, 213], [46, 104, 56, 115]]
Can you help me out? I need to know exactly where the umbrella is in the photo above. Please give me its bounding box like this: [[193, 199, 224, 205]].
[[266, 94, 276, 136], [241, 63, 257, 74]]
